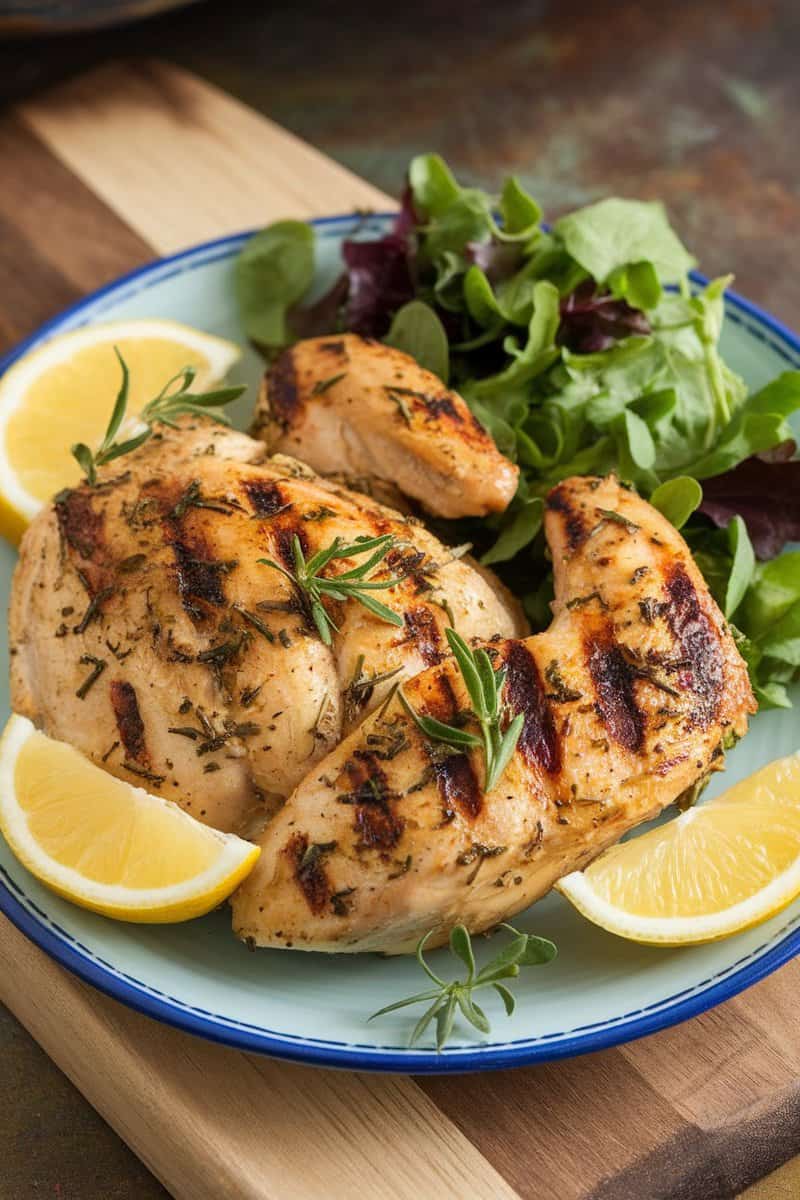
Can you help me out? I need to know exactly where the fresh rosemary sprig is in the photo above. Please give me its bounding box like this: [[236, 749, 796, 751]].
[[71, 346, 245, 485], [370, 923, 557, 1050], [258, 533, 404, 645], [400, 628, 525, 794]]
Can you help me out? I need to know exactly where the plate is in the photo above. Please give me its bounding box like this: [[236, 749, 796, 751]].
[[1, 214, 799, 1073]]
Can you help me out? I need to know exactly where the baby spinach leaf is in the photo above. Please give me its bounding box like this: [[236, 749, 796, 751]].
[[385, 300, 450, 383], [725, 515, 756, 618], [481, 498, 544, 566], [408, 153, 462, 216], [553, 198, 696, 287], [650, 477, 703, 529], [235, 220, 315, 348], [494, 176, 542, 240]]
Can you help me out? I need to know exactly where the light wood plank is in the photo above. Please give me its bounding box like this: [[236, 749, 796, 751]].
[[20, 61, 393, 255], [0, 918, 518, 1200]]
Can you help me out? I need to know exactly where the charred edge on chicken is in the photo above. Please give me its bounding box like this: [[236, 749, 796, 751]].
[[266, 347, 300, 431], [403, 605, 443, 665], [286, 832, 333, 915], [503, 640, 561, 774], [586, 628, 646, 754], [109, 679, 147, 763], [663, 563, 725, 726], [343, 750, 405, 850], [546, 481, 589, 551]]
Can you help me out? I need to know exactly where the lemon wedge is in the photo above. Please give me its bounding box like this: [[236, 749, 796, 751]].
[[557, 753, 800, 945], [0, 714, 259, 922], [0, 319, 241, 543]]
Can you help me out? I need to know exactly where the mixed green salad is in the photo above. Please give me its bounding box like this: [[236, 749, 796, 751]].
[[235, 154, 800, 710]]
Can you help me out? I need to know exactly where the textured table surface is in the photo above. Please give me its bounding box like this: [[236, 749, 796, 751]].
[[1, 2, 799, 1197]]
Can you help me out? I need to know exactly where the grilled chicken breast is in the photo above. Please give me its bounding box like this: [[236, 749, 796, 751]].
[[252, 334, 519, 518], [10, 421, 524, 836], [232, 475, 755, 953]]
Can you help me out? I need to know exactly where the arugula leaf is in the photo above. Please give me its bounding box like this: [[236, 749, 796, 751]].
[[467, 280, 560, 398], [740, 552, 800, 637], [385, 300, 450, 383]]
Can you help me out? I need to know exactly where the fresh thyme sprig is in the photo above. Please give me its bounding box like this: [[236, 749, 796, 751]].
[[370, 923, 557, 1050], [71, 346, 246, 485], [400, 628, 525, 794], [258, 533, 404, 646]]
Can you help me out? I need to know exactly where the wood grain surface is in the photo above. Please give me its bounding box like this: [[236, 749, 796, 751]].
[[1, 60, 799, 1200]]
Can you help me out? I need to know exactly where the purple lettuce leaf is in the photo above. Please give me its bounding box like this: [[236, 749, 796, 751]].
[[465, 239, 523, 284], [558, 281, 651, 353], [340, 189, 418, 338], [699, 445, 800, 559], [289, 272, 349, 340]]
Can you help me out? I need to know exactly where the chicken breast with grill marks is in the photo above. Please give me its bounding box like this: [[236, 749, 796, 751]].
[[9, 420, 524, 837], [252, 334, 519, 518], [232, 475, 755, 953]]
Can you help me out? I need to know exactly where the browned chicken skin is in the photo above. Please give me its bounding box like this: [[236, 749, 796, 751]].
[[9, 421, 524, 837], [232, 475, 755, 953], [252, 334, 519, 518]]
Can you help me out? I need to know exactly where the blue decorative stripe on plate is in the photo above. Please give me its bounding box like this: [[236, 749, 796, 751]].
[[1, 216, 799, 1073]]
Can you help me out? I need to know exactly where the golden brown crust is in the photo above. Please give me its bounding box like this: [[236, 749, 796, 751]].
[[232, 476, 755, 953], [252, 334, 519, 518], [9, 420, 523, 835]]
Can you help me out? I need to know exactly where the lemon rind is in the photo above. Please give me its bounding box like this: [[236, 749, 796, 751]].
[[0, 714, 258, 920]]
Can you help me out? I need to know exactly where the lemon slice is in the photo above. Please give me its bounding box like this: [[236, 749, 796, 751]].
[[0, 319, 242, 543], [556, 753, 800, 945], [0, 714, 259, 922]]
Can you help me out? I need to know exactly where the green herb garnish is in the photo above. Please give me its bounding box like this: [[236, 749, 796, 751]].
[[400, 628, 524, 795], [370, 923, 556, 1050], [258, 534, 404, 646], [71, 347, 245, 485]]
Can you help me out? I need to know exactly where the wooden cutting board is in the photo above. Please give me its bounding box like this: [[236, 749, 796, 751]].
[[1, 60, 799, 1200]]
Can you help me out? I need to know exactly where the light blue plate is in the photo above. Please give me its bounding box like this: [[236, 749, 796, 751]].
[[1, 215, 799, 1073]]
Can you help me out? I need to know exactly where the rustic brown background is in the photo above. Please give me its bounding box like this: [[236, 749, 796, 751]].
[[1, 1, 799, 1196]]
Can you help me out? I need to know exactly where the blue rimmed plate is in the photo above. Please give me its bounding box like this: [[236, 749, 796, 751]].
[[1, 215, 798, 1073]]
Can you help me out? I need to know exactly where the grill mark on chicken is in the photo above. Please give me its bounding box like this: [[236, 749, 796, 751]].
[[167, 523, 228, 618], [403, 605, 443, 665], [434, 753, 482, 819], [343, 751, 404, 850], [319, 339, 346, 356], [424, 395, 463, 423], [663, 563, 724, 724], [422, 669, 460, 724], [286, 833, 331, 914], [546, 483, 587, 550], [244, 479, 288, 517], [266, 348, 300, 430], [109, 679, 147, 763], [503, 641, 560, 774], [587, 629, 645, 753], [272, 520, 310, 571], [55, 488, 105, 565]]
